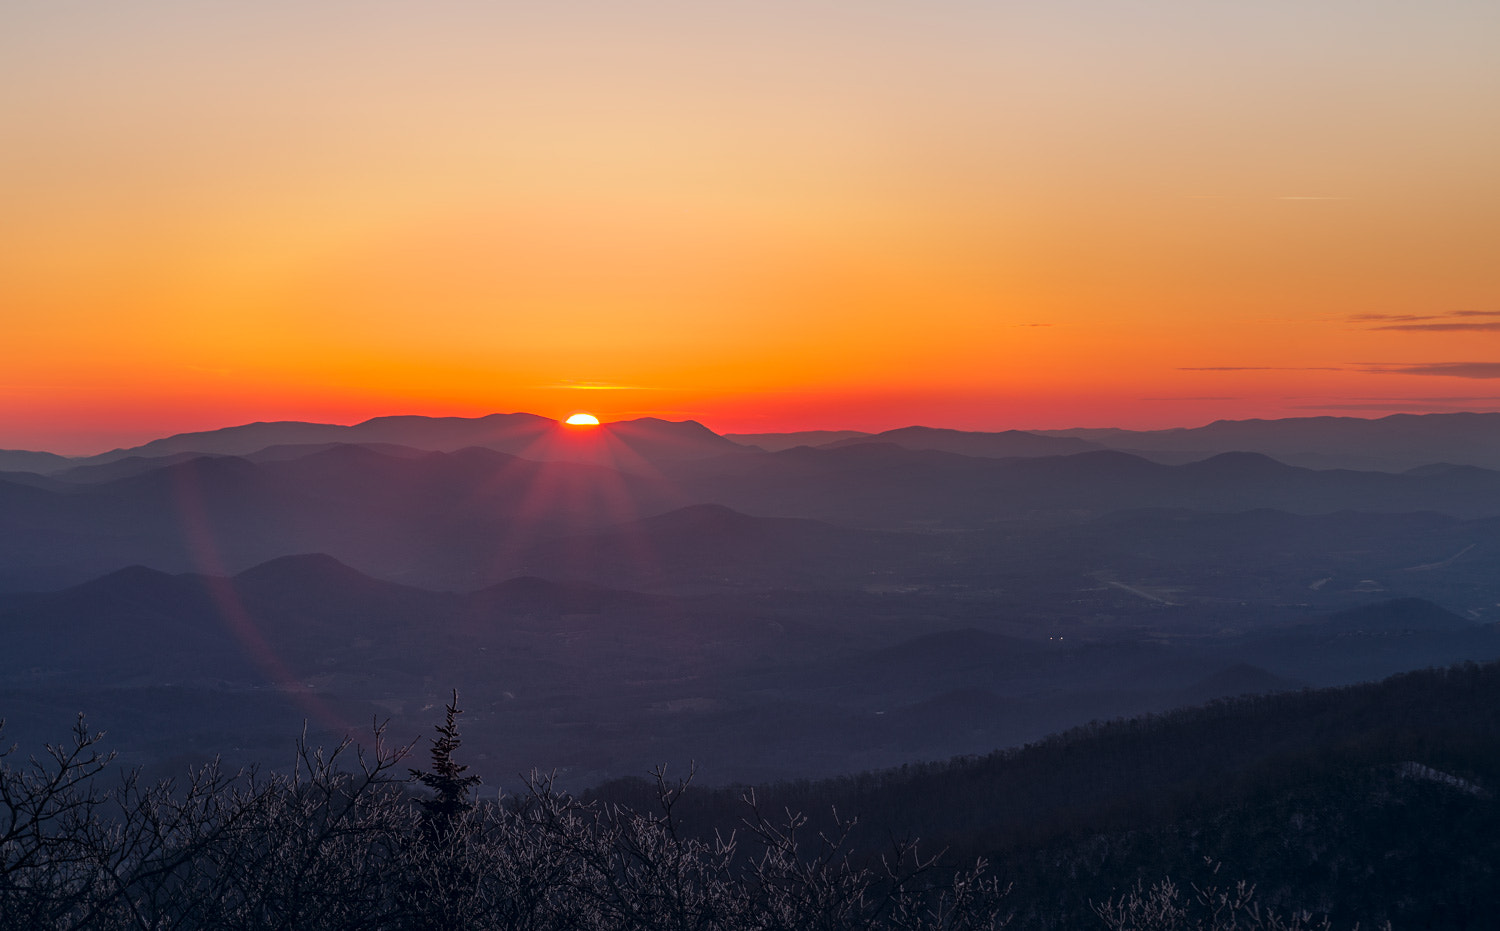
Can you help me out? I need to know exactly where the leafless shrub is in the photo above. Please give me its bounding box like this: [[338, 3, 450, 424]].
[[1092, 861, 1390, 931], [1, 716, 1011, 930]]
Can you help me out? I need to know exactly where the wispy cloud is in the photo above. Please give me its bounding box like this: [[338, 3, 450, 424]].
[[1351, 310, 1500, 332], [1289, 402, 1500, 412], [1177, 366, 1343, 372], [1370, 323, 1500, 332], [1357, 362, 1500, 379], [540, 381, 647, 391], [1344, 395, 1500, 403], [1141, 396, 1243, 402], [613, 409, 706, 420]]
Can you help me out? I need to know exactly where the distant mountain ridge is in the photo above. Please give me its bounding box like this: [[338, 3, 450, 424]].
[[1041, 411, 1500, 471], [11, 413, 742, 476], [87, 413, 555, 464], [10, 433, 1500, 594], [671, 411, 1500, 472], [724, 430, 871, 451], [10, 410, 1500, 475], [7, 405, 1500, 832], [0, 449, 74, 473], [6, 552, 1495, 787], [821, 425, 1102, 458]]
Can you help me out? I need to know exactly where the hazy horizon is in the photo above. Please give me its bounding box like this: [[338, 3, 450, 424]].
[[5, 1, 1499, 455], [11, 405, 1500, 459]]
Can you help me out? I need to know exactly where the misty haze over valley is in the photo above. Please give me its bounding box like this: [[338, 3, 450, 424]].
[[4, 411, 1500, 788]]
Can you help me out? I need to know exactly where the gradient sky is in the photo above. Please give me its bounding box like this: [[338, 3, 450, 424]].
[[4, 0, 1498, 454]]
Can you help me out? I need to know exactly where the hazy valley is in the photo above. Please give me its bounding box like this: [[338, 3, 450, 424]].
[[4, 412, 1500, 792]]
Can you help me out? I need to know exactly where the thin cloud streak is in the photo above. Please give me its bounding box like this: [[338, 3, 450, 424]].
[[1289, 402, 1500, 412], [1357, 362, 1500, 379], [540, 383, 648, 391], [1372, 323, 1500, 332], [1351, 310, 1500, 331], [1357, 396, 1500, 402]]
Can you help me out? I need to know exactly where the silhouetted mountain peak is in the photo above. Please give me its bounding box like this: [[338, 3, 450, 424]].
[[602, 418, 743, 458], [1032, 449, 1160, 477], [1184, 451, 1294, 474], [54, 452, 211, 484], [1066, 449, 1156, 465], [424, 445, 520, 467], [247, 442, 433, 463], [1046, 411, 1500, 471], [887, 426, 1043, 441], [784, 442, 974, 467], [289, 443, 410, 468], [0, 471, 66, 494], [723, 430, 871, 451], [71, 564, 182, 595], [233, 552, 371, 587], [354, 411, 551, 431], [0, 448, 78, 475], [50, 565, 206, 615], [101, 453, 263, 493], [227, 553, 431, 607], [635, 503, 768, 535], [92, 421, 341, 465], [615, 416, 703, 431], [824, 425, 1100, 459]]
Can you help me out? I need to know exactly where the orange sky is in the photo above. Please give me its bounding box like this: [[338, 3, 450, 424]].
[[3, 1, 1498, 454]]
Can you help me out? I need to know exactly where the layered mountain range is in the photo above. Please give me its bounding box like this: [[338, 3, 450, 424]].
[[3, 410, 1499, 784]]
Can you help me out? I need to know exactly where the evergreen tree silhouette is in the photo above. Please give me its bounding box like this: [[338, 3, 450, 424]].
[[410, 689, 482, 838]]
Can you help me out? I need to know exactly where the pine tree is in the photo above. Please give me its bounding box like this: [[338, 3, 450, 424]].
[[410, 689, 482, 838]]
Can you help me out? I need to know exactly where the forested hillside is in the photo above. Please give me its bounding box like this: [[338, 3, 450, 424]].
[[6, 662, 1494, 928], [592, 661, 1500, 930]]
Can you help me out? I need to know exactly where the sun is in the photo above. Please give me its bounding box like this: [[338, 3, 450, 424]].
[[564, 412, 600, 426]]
